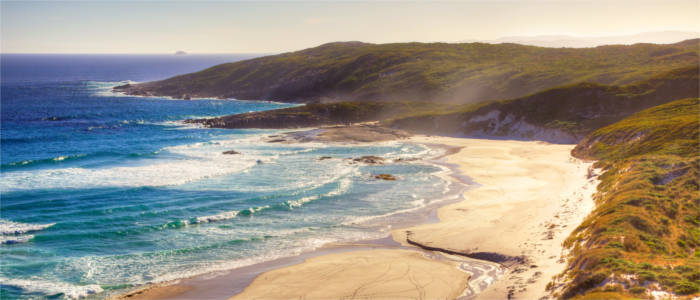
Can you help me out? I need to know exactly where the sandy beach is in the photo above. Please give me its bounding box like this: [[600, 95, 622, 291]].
[[228, 136, 598, 300], [114, 135, 598, 300]]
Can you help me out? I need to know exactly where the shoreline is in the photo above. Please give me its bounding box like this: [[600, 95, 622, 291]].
[[113, 135, 598, 300], [110, 139, 475, 300]]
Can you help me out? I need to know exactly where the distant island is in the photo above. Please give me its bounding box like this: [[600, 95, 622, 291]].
[[174, 50, 187, 55]]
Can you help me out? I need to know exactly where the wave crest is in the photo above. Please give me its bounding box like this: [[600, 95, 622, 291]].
[[0, 219, 55, 235], [0, 277, 103, 299]]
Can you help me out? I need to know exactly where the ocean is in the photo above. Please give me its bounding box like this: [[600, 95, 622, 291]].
[[0, 54, 452, 299]]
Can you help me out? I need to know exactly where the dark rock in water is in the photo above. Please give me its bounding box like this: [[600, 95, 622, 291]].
[[375, 174, 397, 180], [267, 139, 286, 143], [394, 157, 419, 163], [222, 150, 240, 155], [318, 156, 333, 160], [353, 156, 385, 164]]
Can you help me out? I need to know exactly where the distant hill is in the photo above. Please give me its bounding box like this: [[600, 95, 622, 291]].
[[388, 65, 699, 142], [554, 98, 699, 298], [115, 39, 699, 104], [187, 65, 698, 141], [459, 31, 699, 48]]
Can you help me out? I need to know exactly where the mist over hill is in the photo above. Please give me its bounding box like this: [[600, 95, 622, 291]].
[[459, 31, 699, 48]]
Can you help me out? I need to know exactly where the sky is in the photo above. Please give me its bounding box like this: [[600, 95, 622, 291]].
[[1, 0, 698, 54]]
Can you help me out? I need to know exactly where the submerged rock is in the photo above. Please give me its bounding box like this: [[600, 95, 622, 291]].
[[318, 156, 333, 160], [353, 156, 385, 164], [222, 150, 240, 155], [374, 174, 397, 180], [393, 157, 420, 163]]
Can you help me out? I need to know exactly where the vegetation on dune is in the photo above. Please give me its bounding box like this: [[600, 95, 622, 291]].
[[116, 39, 699, 104], [387, 65, 699, 141], [553, 98, 700, 299]]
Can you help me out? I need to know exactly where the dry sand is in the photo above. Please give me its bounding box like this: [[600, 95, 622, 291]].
[[399, 136, 598, 299], [228, 136, 598, 300]]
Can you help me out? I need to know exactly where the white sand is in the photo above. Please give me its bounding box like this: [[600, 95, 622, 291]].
[[399, 136, 598, 299]]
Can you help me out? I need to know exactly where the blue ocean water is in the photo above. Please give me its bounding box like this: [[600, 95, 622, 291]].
[[0, 55, 450, 299]]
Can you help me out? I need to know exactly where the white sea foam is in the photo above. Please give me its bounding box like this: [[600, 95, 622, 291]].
[[186, 205, 271, 225], [0, 234, 34, 245], [0, 219, 55, 235], [342, 187, 460, 227], [0, 140, 267, 191], [0, 277, 103, 299], [192, 210, 240, 224], [286, 176, 353, 208]]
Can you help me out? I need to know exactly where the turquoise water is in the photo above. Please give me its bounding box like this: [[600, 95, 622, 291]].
[[0, 55, 450, 299]]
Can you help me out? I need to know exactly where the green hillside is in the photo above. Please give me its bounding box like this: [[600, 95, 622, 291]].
[[188, 65, 698, 135], [115, 39, 699, 104], [553, 98, 700, 299], [185, 101, 456, 129], [387, 65, 699, 142]]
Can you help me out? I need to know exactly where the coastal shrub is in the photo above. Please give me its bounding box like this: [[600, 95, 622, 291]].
[[563, 272, 609, 298], [606, 242, 624, 249], [574, 291, 628, 299], [558, 98, 700, 298], [673, 280, 700, 295], [637, 270, 656, 282], [628, 286, 646, 294]]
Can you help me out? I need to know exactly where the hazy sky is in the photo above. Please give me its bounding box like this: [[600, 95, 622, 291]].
[[1, 0, 698, 53]]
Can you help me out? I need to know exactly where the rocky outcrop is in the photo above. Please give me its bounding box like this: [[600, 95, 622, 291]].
[[374, 174, 397, 180], [353, 156, 385, 164]]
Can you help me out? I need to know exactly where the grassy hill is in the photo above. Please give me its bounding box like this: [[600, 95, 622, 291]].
[[387, 65, 699, 142], [115, 39, 699, 104], [185, 101, 456, 129], [551, 98, 699, 299], [188, 65, 698, 135]]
